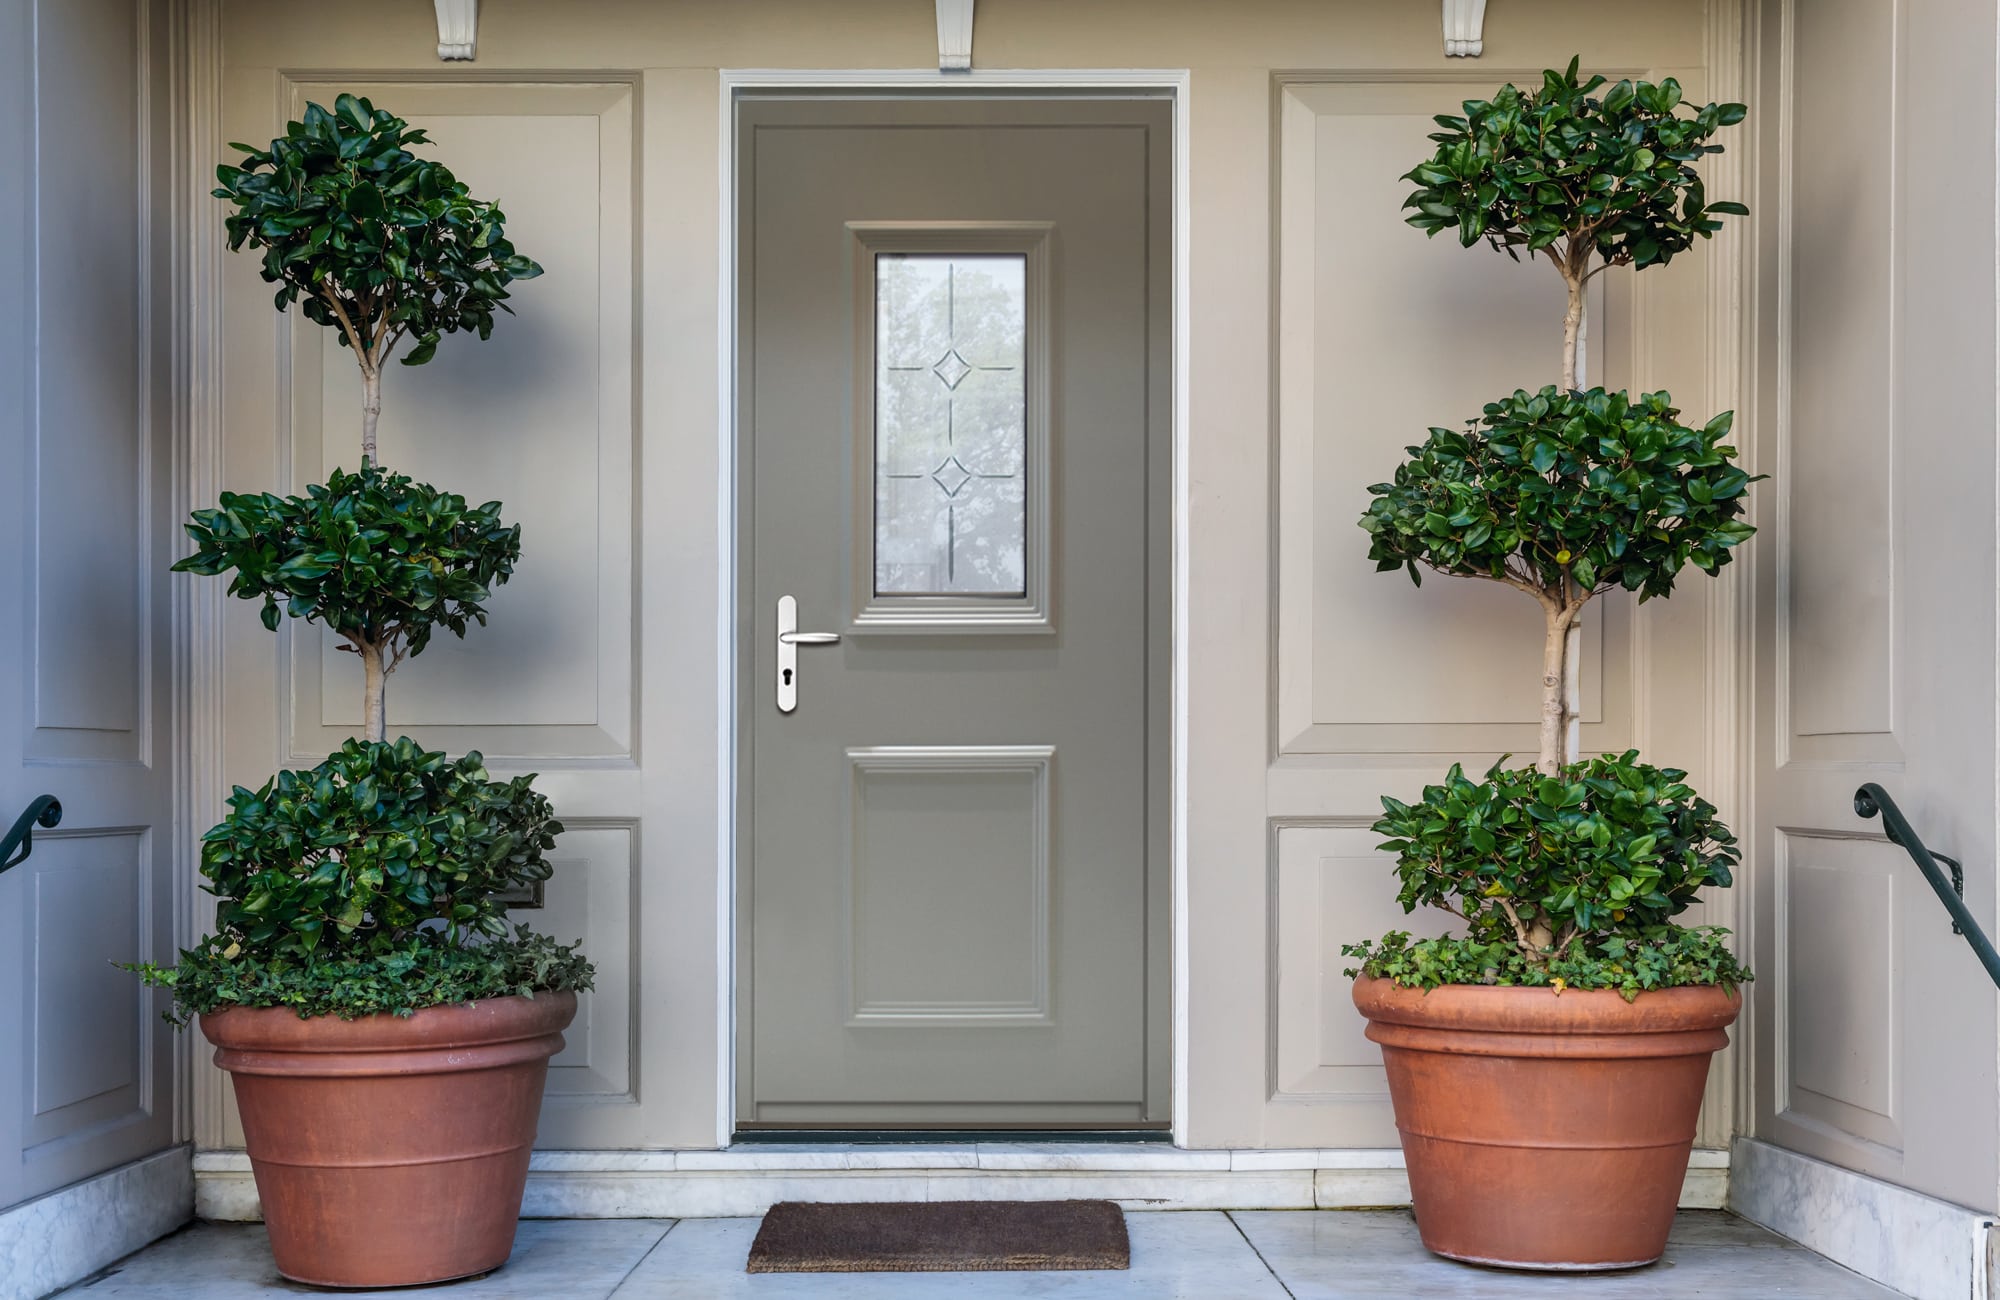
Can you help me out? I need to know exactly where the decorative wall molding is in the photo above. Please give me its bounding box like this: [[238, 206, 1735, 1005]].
[[434, 0, 476, 61], [176, 0, 229, 1154], [1701, 0, 1752, 1155], [936, 0, 974, 70], [1443, 0, 1487, 56], [194, 1145, 1727, 1221]]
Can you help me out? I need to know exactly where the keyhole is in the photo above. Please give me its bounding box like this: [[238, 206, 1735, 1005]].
[[782, 668, 794, 686]]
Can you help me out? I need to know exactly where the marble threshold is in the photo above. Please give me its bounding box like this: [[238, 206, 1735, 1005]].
[[193, 1144, 1730, 1222]]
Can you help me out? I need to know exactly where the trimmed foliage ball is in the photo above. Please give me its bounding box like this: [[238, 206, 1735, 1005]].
[[199, 738, 560, 960], [1372, 750, 1739, 956], [1360, 386, 1756, 600], [173, 461, 521, 656], [1402, 57, 1748, 269], [216, 92, 541, 368]]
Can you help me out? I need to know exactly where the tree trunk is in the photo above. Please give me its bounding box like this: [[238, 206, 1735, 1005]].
[[1563, 617, 1584, 766], [1538, 602, 1574, 776], [1560, 270, 1586, 393], [358, 639, 387, 744], [360, 365, 382, 467]]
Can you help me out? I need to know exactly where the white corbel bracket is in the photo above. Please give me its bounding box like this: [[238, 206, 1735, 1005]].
[[1444, 0, 1487, 57], [435, 0, 477, 61], [937, 0, 974, 71]]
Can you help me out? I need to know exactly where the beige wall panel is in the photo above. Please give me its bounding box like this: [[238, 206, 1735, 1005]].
[[283, 80, 635, 763], [1751, 0, 1998, 1210], [0, 0, 179, 1208], [1782, 0, 1895, 747], [30, 0, 145, 758], [1274, 81, 1632, 760], [1264, 824, 1457, 1147], [522, 824, 636, 1124], [24, 833, 147, 1147], [1779, 837, 1898, 1151]]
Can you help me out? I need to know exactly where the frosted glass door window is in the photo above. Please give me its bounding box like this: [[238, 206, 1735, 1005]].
[[874, 254, 1027, 596]]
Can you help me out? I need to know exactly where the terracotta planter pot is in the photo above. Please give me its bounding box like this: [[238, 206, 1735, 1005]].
[[202, 991, 576, 1289], [1352, 976, 1739, 1271]]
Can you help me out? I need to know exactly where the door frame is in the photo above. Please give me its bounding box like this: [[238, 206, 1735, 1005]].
[[717, 69, 1191, 1145]]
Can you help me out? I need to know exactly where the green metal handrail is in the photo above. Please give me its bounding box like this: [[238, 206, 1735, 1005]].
[[0, 795, 62, 875], [1855, 783, 2000, 988]]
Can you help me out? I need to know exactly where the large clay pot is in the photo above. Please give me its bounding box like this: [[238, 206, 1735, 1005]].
[[202, 991, 575, 1288], [1352, 977, 1739, 1271]]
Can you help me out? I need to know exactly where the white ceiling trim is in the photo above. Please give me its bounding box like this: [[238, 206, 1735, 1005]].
[[1443, 0, 1487, 56], [434, 0, 477, 61], [936, 0, 974, 71]]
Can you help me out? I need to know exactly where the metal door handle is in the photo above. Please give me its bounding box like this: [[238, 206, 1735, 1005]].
[[777, 595, 839, 713]]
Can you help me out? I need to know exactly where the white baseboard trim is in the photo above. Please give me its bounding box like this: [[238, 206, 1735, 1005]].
[[1729, 1137, 1993, 1300], [194, 1144, 1728, 1222], [0, 1145, 193, 1300]]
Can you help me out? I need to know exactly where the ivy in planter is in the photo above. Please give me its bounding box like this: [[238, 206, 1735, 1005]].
[[134, 928, 592, 1026], [1342, 928, 1748, 1002]]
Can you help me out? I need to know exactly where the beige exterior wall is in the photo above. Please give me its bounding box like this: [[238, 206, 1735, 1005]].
[[200, 0, 1740, 1153], [1746, 0, 1999, 1213]]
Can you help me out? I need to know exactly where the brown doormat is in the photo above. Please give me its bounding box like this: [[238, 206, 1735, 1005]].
[[746, 1199, 1131, 1273]]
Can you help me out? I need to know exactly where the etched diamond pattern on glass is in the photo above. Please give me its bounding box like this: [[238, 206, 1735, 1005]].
[[875, 254, 1027, 597]]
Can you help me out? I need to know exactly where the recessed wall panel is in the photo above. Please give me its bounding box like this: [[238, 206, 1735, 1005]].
[[1785, 0, 1896, 740], [32, 0, 143, 749], [286, 81, 636, 760], [1781, 835, 1900, 1150], [1275, 82, 1633, 757], [26, 832, 145, 1145], [1265, 824, 1458, 1147], [512, 823, 634, 1101]]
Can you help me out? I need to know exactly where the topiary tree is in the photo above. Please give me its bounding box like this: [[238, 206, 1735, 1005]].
[[1366, 60, 1755, 776], [131, 98, 589, 1026], [215, 93, 541, 464]]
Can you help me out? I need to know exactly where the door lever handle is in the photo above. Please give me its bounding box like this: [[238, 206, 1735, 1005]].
[[776, 596, 839, 714]]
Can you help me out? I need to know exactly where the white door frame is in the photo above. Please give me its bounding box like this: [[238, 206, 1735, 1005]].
[[716, 68, 1192, 1147]]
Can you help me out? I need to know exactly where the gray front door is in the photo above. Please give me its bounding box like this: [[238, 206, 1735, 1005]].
[[737, 97, 1171, 1129]]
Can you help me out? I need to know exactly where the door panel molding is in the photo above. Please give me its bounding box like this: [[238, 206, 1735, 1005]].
[[844, 745, 1053, 1027]]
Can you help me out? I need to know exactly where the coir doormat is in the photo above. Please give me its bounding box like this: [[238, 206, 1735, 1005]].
[[746, 1199, 1132, 1273]]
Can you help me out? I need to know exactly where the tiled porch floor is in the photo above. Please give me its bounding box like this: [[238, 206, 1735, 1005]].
[[58, 1211, 1902, 1299]]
